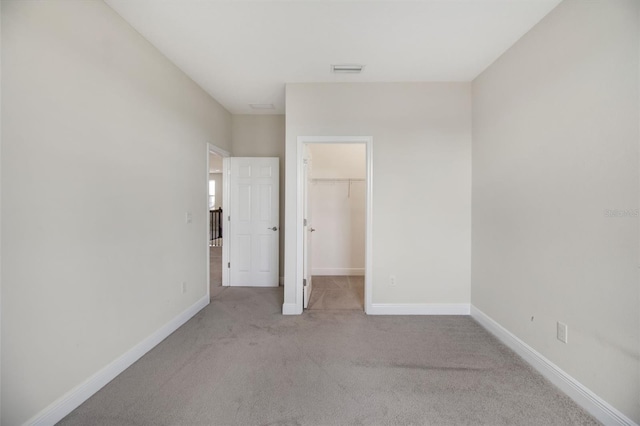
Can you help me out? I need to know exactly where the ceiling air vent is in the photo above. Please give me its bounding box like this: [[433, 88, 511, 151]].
[[331, 64, 364, 74], [249, 103, 275, 110]]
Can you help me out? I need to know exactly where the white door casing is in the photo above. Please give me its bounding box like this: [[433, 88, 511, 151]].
[[302, 149, 313, 308], [228, 157, 279, 287]]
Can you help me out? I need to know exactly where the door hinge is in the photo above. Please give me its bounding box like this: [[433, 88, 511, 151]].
[[303, 278, 307, 287], [228, 262, 230, 268], [228, 215, 230, 221], [304, 218, 307, 226]]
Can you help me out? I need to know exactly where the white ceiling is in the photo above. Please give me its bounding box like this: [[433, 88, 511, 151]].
[[105, 0, 561, 115]]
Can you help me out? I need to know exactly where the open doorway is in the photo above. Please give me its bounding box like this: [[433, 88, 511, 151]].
[[207, 145, 280, 295], [306, 143, 366, 310], [207, 144, 229, 300]]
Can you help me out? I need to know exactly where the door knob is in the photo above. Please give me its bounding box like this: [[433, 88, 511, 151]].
[[269, 226, 278, 231], [310, 228, 316, 232]]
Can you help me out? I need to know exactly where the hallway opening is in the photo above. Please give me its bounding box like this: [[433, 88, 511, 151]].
[[208, 148, 226, 299]]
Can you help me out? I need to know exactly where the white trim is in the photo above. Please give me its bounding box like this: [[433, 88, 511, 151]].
[[27, 296, 210, 426], [311, 268, 365, 276], [471, 305, 638, 426], [368, 303, 470, 315], [282, 302, 302, 315], [208, 143, 230, 158], [291, 136, 374, 315], [205, 146, 211, 301], [364, 138, 373, 314], [222, 157, 230, 287]]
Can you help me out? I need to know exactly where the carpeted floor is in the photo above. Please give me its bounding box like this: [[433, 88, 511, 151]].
[[308, 276, 364, 310], [60, 287, 598, 426], [210, 246, 225, 299]]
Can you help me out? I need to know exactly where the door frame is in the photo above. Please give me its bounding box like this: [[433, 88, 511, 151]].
[[296, 136, 373, 313], [207, 143, 231, 299]]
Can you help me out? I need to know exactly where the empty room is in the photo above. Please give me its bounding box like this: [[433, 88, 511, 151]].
[[1, 1, 638, 425]]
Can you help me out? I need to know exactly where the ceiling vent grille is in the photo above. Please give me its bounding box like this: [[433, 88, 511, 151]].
[[331, 64, 364, 73], [249, 103, 275, 110]]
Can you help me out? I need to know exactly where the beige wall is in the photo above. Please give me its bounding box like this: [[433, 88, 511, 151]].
[[285, 83, 472, 308], [309, 144, 366, 179], [1, 1, 231, 424], [231, 114, 285, 279], [472, 0, 639, 422]]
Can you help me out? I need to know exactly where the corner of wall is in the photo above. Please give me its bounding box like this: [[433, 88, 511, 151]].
[[471, 306, 638, 426], [26, 297, 209, 426]]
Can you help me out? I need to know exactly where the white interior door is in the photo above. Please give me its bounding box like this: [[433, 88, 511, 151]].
[[228, 157, 279, 287], [303, 149, 313, 308]]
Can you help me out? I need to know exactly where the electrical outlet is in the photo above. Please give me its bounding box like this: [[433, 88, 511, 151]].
[[389, 275, 396, 287], [181, 282, 187, 294], [557, 321, 568, 343], [185, 212, 192, 224]]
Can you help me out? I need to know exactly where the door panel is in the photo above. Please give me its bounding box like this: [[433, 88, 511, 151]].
[[303, 148, 313, 308], [258, 185, 272, 221], [229, 157, 279, 287], [237, 235, 251, 272], [238, 185, 251, 221], [258, 235, 271, 272]]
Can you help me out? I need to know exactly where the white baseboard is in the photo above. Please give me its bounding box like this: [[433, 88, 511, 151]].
[[311, 268, 365, 276], [282, 302, 301, 315], [471, 305, 637, 426], [368, 303, 470, 315], [27, 296, 210, 426]]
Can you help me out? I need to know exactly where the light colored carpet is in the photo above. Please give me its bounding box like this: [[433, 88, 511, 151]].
[[210, 246, 225, 299], [59, 287, 598, 426], [308, 276, 364, 310]]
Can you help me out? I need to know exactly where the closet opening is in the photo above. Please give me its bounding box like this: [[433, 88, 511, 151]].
[[301, 142, 368, 311]]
